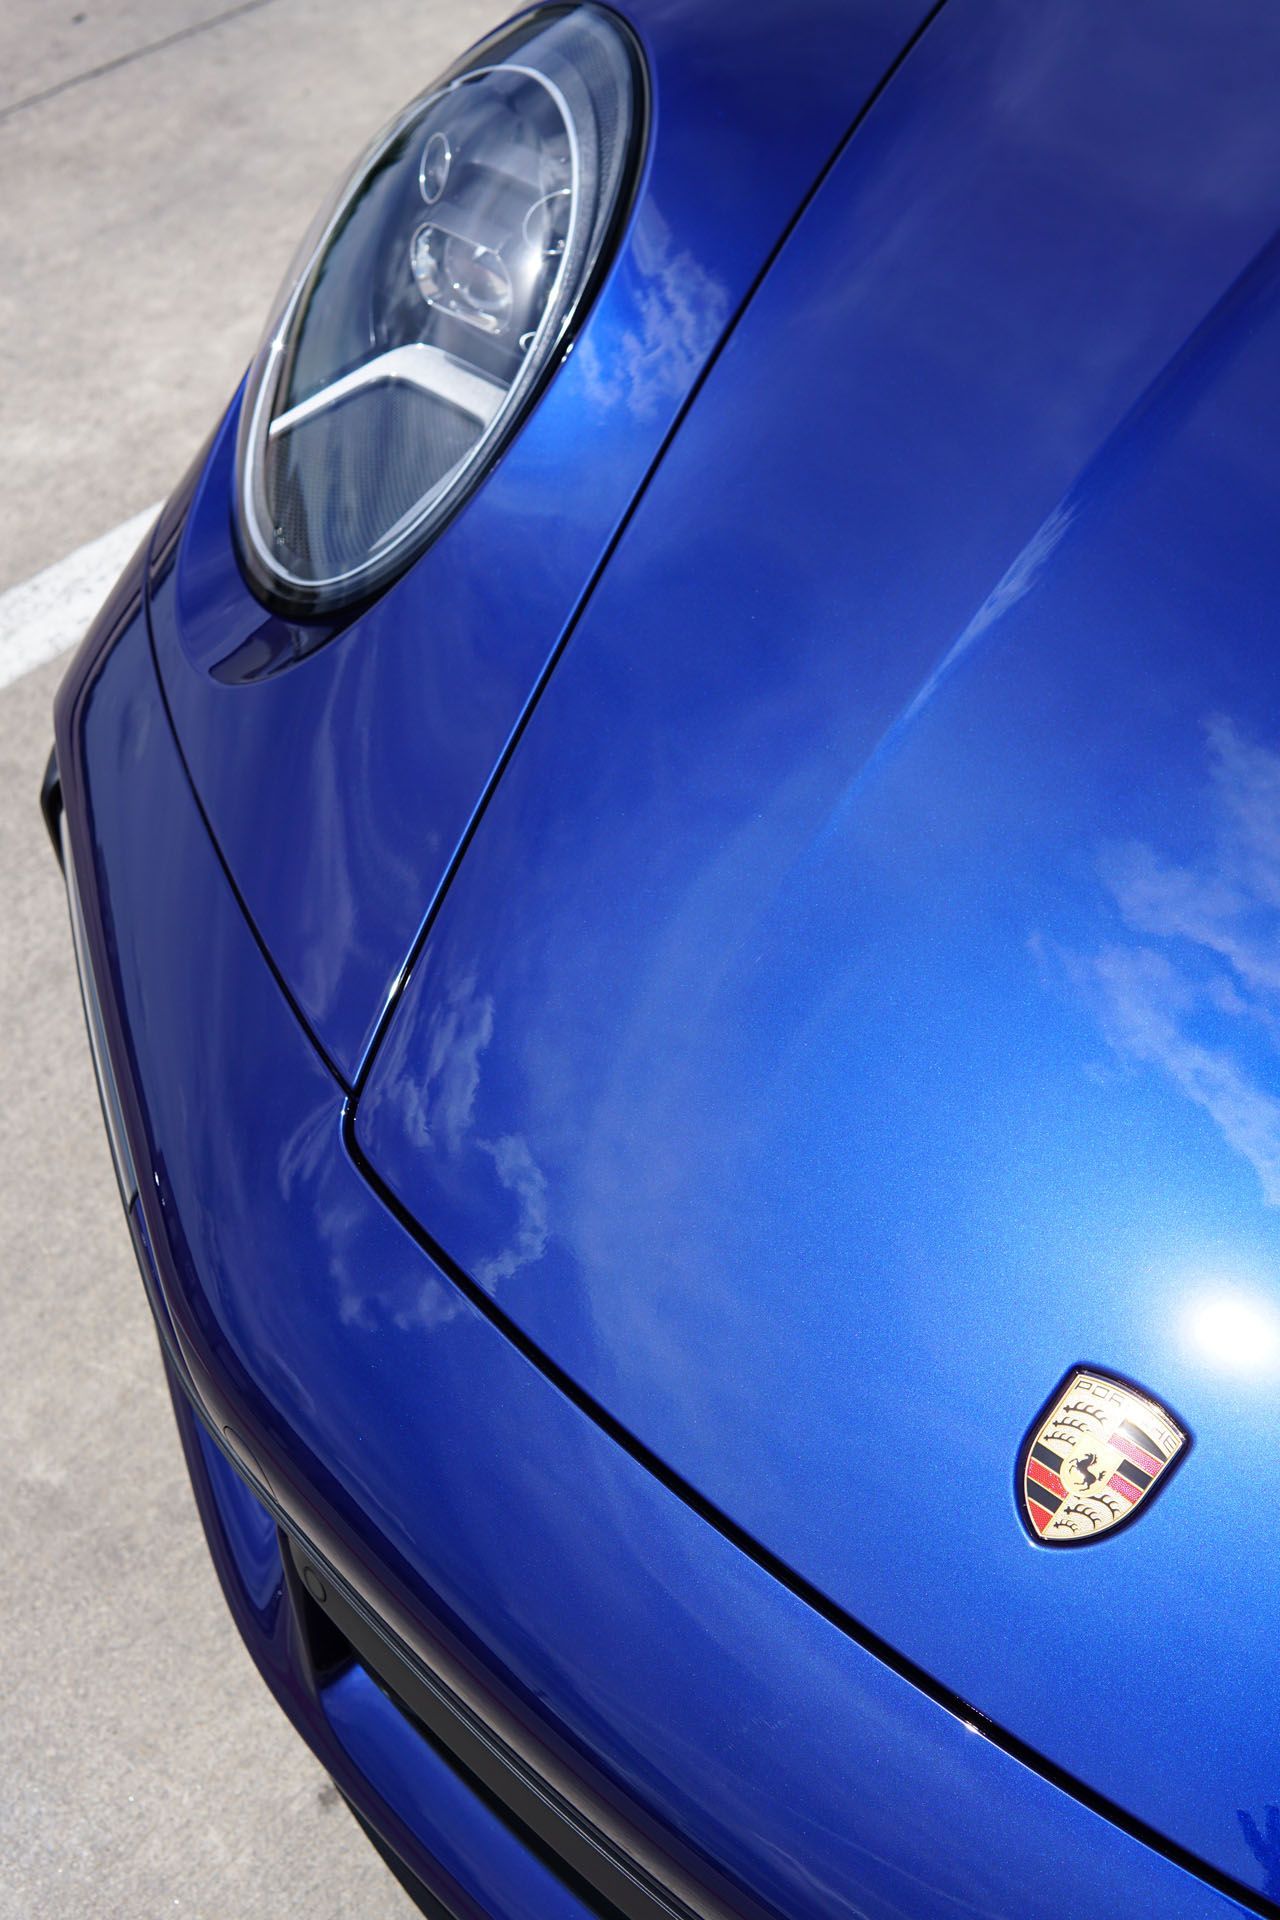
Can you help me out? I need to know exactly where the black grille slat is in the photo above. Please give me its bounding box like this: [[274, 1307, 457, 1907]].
[[280, 1532, 747, 1920]]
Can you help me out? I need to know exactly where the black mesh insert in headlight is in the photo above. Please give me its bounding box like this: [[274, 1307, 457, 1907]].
[[236, 6, 643, 617], [262, 384, 482, 583]]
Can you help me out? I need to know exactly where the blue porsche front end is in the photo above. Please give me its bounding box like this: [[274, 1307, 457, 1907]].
[[49, 1, 1280, 1915]]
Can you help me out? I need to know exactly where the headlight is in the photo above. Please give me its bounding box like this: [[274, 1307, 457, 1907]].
[[235, 5, 642, 615]]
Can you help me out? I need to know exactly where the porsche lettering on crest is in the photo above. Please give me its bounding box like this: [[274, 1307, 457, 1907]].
[[1021, 1371, 1187, 1545]]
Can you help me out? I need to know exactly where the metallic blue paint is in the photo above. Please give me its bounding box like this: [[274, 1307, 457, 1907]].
[[56, 597, 1254, 1917], [356, 0, 1280, 1898], [51, 0, 1280, 1912], [148, 0, 939, 1084], [187, 1420, 599, 1920]]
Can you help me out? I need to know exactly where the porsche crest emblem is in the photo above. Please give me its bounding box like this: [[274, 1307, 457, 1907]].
[[1021, 1369, 1187, 1544]]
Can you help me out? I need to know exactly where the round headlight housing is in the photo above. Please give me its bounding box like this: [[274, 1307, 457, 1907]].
[[236, 6, 641, 616]]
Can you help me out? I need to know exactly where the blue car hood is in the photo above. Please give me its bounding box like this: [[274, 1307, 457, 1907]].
[[146, 0, 939, 1085], [357, 0, 1280, 1902]]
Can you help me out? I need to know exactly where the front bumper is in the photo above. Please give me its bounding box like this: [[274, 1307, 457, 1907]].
[[49, 548, 1255, 1920]]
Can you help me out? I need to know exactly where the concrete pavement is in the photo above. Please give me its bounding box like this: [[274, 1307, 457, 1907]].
[[0, 3, 504, 1913], [0, 0, 503, 592]]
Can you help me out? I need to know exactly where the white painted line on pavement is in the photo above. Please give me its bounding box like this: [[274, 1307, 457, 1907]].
[[0, 503, 161, 695]]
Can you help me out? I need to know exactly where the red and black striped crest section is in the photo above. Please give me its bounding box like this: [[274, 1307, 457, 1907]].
[[1103, 1419, 1169, 1509], [1024, 1443, 1068, 1535]]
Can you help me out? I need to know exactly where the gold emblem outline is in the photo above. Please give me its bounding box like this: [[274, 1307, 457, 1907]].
[[1018, 1364, 1190, 1547]]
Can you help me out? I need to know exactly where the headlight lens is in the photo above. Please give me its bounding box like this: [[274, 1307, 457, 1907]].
[[236, 6, 641, 615]]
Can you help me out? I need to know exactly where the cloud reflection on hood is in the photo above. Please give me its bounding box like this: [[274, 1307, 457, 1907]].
[[1072, 716, 1280, 1203]]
